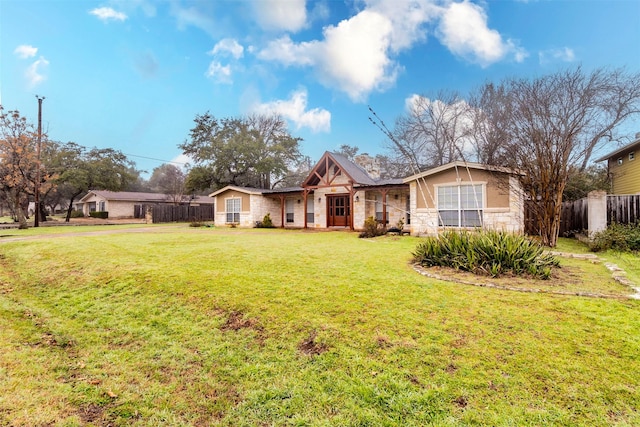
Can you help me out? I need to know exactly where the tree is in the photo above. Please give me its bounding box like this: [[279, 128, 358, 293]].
[[49, 142, 137, 221], [471, 66, 640, 246], [336, 144, 359, 161], [0, 107, 41, 228], [563, 164, 610, 202], [149, 164, 187, 204], [180, 113, 302, 191], [388, 90, 474, 171]]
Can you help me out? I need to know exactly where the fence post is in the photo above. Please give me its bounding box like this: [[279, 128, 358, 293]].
[[587, 190, 607, 237]]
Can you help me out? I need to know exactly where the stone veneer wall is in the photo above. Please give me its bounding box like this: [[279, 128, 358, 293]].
[[408, 176, 524, 236]]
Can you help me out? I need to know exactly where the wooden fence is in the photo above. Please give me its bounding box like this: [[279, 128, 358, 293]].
[[525, 194, 640, 236], [134, 204, 215, 224]]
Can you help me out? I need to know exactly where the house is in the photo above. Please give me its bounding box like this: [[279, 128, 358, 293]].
[[210, 152, 408, 229], [595, 132, 640, 194], [210, 152, 525, 235], [76, 190, 215, 219]]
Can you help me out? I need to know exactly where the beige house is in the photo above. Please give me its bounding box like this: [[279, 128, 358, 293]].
[[77, 190, 215, 218], [595, 133, 640, 194], [210, 152, 525, 235]]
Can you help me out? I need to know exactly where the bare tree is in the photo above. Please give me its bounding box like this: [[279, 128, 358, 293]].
[[472, 66, 640, 246], [389, 90, 475, 171]]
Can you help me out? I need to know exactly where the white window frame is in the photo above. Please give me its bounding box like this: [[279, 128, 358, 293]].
[[225, 198, 241, 223], [436, 184, 484, 228], [306, 197, 314, 223], [630, 152, 635, 161], [286, 199, 294, 223]]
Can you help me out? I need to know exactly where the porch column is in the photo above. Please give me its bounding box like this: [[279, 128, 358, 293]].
[[381, 189, 388, 229], [303, 189, 309, 229]]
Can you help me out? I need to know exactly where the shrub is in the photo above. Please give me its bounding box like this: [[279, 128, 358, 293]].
[[69, 210, 84, 218], [359, 216, 385, 238], [589, 222, 640, 252], [256, 213, 275, 228], [89, 211, 108, 219], [412, 229, 559, 279]]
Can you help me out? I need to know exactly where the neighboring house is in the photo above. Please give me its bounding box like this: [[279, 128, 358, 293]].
[[76, 190, 215, 219], [595, 132, 640, 194], [210, 151, 525, 235]]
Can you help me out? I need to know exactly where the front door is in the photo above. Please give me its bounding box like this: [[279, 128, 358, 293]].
[[327, 195, 350, 227]]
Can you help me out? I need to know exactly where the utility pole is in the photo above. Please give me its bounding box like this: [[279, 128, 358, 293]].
[[34, 95, 45, 227]]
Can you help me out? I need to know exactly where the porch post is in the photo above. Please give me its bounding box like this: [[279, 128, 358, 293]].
[[349, 183, 355, 231], [303, 189, 309, 229], [381, 189, 388, 230]]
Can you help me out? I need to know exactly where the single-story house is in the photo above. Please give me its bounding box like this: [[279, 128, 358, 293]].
[[76, 190, 215, 219], [209, 151, 525, 235], [595, 132, 640, 194]]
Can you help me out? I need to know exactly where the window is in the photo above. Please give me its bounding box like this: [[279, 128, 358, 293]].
[[225, 198, 240, 223], [437, 184, 483, 227], [286, 199, 294, 223], [617, 157, 624, 165], [375, 195, 382, 221], [630, 152, 635, 161], [406, 195, 411, 225], [306, 197, 314, 223]]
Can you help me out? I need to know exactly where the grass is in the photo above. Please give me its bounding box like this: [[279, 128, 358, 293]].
[[0, 227, 639, 426]]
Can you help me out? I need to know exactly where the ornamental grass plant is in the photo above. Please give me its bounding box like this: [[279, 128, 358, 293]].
[[413, 229, 560, 279]]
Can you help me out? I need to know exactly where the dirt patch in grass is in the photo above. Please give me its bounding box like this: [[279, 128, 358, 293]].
[[298, 330, 328, 356], [220, 311, 262, 332], [77, 404, 105, 424]]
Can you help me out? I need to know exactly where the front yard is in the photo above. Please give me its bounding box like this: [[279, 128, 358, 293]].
[[0, 226, 638, 426]]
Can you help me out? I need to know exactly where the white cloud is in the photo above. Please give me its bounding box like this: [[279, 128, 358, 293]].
[[256, 1, 440, 101], [171, 4, 216, 36], [209, 38, 244, 59], [253, 0, 307, 32], [26, 57, 49, 88], [252, 89, 331, 133], [539, 47, 576, 64], [14, 45, 38, 59], [89, 7, 128, 22], [259, 10, 401, 101], [205, 61, 232, 84], [436, 0, 526, 67]]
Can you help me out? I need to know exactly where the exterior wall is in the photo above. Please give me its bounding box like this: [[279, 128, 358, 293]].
[[408, 174, 523, 236], [359, 190, 408, 230], [214, 190, 254, 226], [105, 201, 137, 218], [415, 168, 509, 209], [608, 148, 640, 194]]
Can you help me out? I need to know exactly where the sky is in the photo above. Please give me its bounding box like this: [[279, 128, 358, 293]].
[[1, 0, 639, 177]]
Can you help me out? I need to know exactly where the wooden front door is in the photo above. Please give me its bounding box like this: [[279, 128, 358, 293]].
[[327, 194, 350, 227]]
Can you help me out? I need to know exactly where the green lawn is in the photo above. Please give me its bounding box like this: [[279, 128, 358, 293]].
[[0, 227, 638, 426]]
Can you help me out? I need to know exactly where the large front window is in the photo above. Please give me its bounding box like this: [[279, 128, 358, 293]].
[[437, 184, 483, 227], [225, 198, 240, 223]]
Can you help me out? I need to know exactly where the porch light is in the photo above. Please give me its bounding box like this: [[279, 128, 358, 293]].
[[318, 197, 322, 203], [355, 195, 359, 202]]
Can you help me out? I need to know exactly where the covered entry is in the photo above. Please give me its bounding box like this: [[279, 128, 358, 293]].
[[327, 194, 350, 227]]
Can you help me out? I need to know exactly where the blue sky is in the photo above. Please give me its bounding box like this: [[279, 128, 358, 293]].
[[2, 0, 639, 176]]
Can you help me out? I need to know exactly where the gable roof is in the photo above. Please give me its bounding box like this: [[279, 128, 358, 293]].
[[403, 161, 521, 183], [302, 151, 405, 188], [209, 185, 303, 198], [594, 135, 640, 162], [80, 190, 214, 204]]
